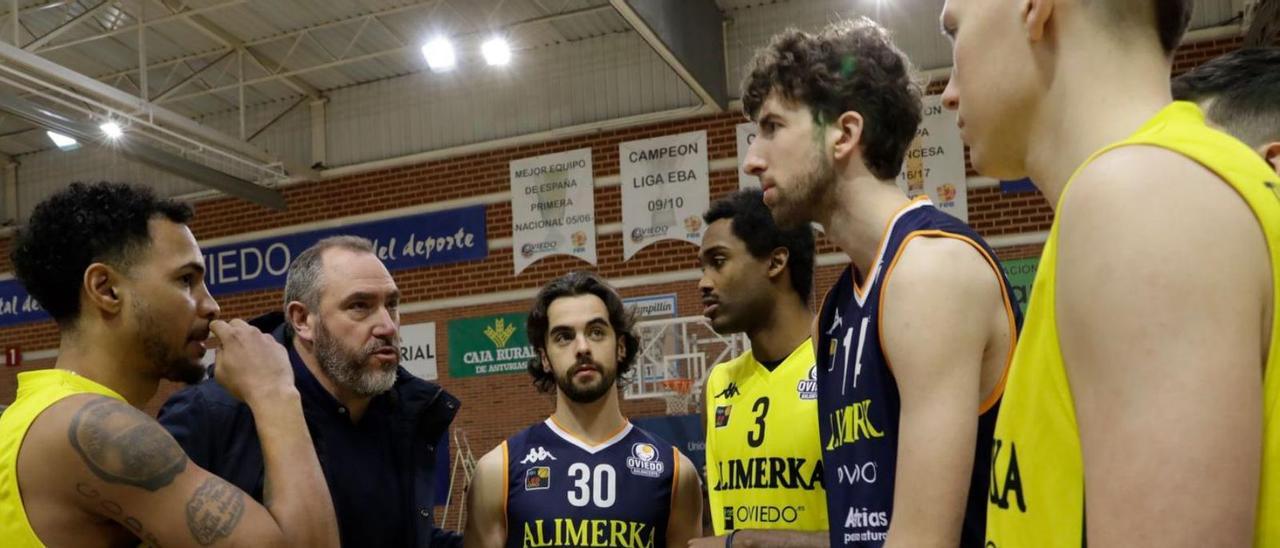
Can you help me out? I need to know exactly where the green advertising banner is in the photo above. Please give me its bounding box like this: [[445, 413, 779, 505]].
[[1001, 257, 1040, 316], [448, 312, 537, 378]]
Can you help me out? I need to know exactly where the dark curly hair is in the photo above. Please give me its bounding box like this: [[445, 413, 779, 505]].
[[11, 182, 193, 326], [1172, 48, 1280, 148], [525, 271, 640, 393], [704, 189, 815, 302], [742, 18, 922, 181]]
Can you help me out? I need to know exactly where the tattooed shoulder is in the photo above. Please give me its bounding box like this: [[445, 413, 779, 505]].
[[67, 397, 188, 491]]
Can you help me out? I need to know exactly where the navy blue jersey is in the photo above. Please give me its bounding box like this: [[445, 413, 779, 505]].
[[815, 198, 1022, 547], [504, 419, 677, 548]]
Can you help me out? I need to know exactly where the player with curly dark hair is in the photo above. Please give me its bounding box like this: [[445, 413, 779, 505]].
[[12, 182, 193, 327], [741, 18, 1022, 547], [464, 271, 703, 548], [742, 19, 921, 185], [0, 182, 339, 547]]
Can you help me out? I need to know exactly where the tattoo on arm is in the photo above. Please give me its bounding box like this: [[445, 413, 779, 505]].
[[186, 476, 245, 546], [67, 397, 188, 491], [75, 482, 164, 548]]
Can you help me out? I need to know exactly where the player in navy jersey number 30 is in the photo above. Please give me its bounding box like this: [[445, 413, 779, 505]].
[[464, 271, 703, 548]]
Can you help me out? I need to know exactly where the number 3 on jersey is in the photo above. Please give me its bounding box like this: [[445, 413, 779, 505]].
[[567, 463, 616, 508], [747, 397, 770, 447]]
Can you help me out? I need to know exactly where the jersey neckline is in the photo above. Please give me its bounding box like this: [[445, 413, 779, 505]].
[[543, 417, 634, 454]]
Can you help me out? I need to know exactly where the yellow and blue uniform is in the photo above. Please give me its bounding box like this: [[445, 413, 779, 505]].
[[986, 101, 1280, 546], [703, 339, 828, 535], [0, 369, 126, 547], [816, 197, 1021, 547], [503, 418, 677, 548]]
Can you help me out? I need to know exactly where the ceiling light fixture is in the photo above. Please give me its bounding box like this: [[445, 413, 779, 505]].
[[422, 37, 456, 72], [481, 37, 511, 66], [100, 121, 123, 139]]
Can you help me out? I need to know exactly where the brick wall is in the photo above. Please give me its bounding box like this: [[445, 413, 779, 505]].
[[0, 35, 1244, 527]]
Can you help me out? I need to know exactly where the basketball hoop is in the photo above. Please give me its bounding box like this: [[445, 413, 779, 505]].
[[660, 378, 696, 415]]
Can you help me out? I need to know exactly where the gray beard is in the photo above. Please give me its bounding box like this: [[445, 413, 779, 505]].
[[312, 323, 398, 398]]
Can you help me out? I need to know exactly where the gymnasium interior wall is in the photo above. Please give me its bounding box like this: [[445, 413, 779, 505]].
[[0, 34, 1249, 523]]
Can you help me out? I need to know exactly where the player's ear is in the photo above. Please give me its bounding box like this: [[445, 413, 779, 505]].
[[767, 246, 790, 279], [830, 111, 863, 164], [1022, 0, 1053, 42], [1260, 141, 1280, 177], [83, 263, 124, 316], [540, 350, 551, 373], [286, 301, 315, 342], [616, 336, 626, 363]]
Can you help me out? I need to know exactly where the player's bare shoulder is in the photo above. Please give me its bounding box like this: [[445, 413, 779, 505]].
[[19, 394, 191, 546], [1060, 145, 1269, 292]]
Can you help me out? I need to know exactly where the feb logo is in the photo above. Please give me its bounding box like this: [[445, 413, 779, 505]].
[[626, 443, 664, 478], [683, 215, 702, 234], [937, 183, 957, 204], [525, 466, 551, 491], [570, 231, 588, 250]]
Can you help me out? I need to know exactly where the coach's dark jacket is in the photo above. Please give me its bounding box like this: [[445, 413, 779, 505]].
[[158, 312, 462, 548]]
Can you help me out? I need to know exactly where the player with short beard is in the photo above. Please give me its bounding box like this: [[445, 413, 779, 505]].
[[465, 271, 703, 548], [742, 18, 1022, 547], [0, 181, 338, 547]]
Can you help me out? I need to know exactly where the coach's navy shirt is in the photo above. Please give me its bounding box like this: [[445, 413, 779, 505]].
[[160, 318, 461, 547]]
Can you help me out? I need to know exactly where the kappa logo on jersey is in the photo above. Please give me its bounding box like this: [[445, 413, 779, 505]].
[[626, 442, 664, 478], [796, 365, 818, 400], [525, 466, 551, 491], [715, 382, 741, 400], [520, 446, 557, 464], [714, 405, 731, 428]]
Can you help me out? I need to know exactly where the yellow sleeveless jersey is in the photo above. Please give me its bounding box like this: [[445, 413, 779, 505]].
[[986, 101, 1280, 546], [0, 369, 127, 547], [704, 338, 828, 534]]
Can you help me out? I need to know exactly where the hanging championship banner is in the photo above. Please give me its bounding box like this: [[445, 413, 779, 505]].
[[510, 148, 596, 274], [735, 122, 759, 190], [620, 130, 710, 260], [897, 95, 968, 221]]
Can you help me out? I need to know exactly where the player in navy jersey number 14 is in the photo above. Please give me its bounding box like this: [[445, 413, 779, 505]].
[[464, 271, 703, 548], [741, 18, 1021, 547]]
